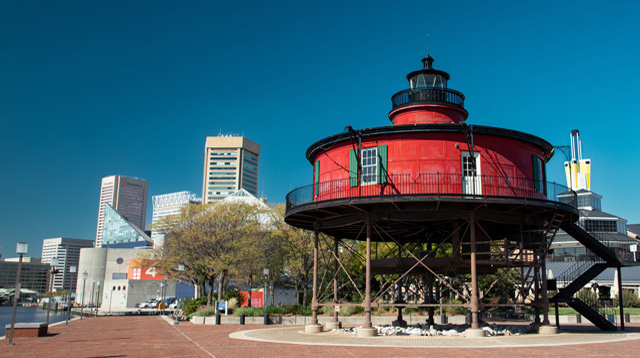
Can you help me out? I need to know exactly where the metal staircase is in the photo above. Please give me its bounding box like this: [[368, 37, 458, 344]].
[[549, 222, 623, 330]]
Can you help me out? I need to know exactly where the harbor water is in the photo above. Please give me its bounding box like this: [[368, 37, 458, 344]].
[[0, 306, 73, 331]]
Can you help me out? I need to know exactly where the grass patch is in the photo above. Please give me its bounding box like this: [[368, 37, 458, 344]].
[[553, 307, 640, 315]]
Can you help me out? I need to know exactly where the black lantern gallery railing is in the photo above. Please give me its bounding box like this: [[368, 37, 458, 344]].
[[391, 88, 465, 110], [286, 173, 577, 212]]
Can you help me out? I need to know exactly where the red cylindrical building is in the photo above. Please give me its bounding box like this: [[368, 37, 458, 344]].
[[285, 54, 578, 336]]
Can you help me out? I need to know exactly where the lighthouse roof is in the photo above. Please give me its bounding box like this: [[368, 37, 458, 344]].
[[406, 54, 451, 82]]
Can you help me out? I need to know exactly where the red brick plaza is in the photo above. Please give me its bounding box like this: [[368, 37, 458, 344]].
[[2, 316, 639, 358]]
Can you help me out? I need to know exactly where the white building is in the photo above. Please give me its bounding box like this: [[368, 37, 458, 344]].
[[202, 136, 260, 203], [96, 175, 149, 247], [41, 237, 94, 292], [76, 247, 178, 311], [151, 191, 201, 247]]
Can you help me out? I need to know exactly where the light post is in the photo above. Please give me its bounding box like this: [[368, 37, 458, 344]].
[[161, 279, 167, 315], [80, 271, 87, 321], [66, 265, 76, 327], [6, 242, 28, 346], [263, 268, 269, 325], [109, 286, 115, 313], [95, 281, 101, 317], [174, 264, 184, 325], [46, 257, 59, 325], [89, 279, 96, 318]]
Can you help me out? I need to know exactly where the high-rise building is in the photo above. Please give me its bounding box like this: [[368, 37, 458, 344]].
[[202, 136, 260, 203], [151, 191, 201, 247], [41, 237, 94, 292], [96, 175, 149, 247]]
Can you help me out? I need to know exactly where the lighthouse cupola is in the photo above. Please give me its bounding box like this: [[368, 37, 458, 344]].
[[389, 55, 469, 125]]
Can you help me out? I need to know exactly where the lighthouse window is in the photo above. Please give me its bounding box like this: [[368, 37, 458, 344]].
[[532, 155, 545, 194], [361, 148, 378, 185], [410, 74, 446, 89]]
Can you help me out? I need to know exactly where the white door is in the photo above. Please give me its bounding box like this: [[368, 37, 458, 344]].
[[462, 152, 481, 195]]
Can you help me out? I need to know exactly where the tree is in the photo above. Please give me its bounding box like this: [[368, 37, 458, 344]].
[[145, 200, 270, 306], [271, 204, 315, 306]]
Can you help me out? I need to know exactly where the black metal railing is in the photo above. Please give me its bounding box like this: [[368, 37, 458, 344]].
[[286, 173, 576, 212], [391, 88, 465, 110]]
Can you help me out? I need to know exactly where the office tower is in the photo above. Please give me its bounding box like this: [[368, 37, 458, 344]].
[[202, 136, 260, 203], [151, 191, 201, 247], [96, 175, 149, 247], [41, 237, 94, 291]]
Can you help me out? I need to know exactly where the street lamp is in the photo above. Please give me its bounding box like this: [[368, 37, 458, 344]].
[[46, 257, 59, 325], [95, 281, 101, 317], [89, 279, 96, 318], [109, 286, 116, 313], [80, 271, 87, 321], [174, 264, 185, 325], [66, 265, 76, 327], [263, 268, 269, 325], [6, 242, 28, 346], [160, 279, 167, 316]]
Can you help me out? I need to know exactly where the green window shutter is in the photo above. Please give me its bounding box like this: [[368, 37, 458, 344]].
[[532, 154, 541, 193], [350, 149, 358, 187], [377, 145, 388, 184], [314, 160, 320, 196]]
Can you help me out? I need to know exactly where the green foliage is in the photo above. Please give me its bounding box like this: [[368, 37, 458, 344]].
[[575, 288, 598, 307], [233, 307, 264, 317], [614, 290, 640, 308], [443, 299, 466, 316], [192, 305, 218, 317], [222, 287, 245, 307], [183, 297, 208, 316], [339, 305, 364, 316], [404, 307, 420, 314], [232, 304, 310, 316]]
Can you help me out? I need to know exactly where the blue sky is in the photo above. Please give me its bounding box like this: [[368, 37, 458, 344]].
[[1, 1, 639, 257]]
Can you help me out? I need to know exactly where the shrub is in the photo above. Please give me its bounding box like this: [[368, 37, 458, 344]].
[[575, 288, 598, 307], [339, 305, 364, 316], [404, 307, 420, 314], [443, 299, 466, 316], [233, 307, 264, 317], [223, 287, 245, 307], [613, 290, 640, 308], [183, 297, 208, 317], [192, 305, 218, 317]]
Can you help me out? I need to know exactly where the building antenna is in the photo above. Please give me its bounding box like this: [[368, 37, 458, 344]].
[[427, 34, 430, 56]]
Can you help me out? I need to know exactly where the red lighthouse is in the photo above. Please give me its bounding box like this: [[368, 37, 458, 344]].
[[285, 54, 622, 336]]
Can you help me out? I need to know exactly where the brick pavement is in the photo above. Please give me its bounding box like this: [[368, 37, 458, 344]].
[[1, 316, 639, 358]]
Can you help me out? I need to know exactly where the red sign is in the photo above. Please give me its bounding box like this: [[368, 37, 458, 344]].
[[127, 260, 165, 280]]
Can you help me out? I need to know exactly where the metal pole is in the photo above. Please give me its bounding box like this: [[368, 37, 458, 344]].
[[541, 257, 550, 325], [175, 280, 181, 325], [6, 252, 24, 346], [469, 213, 480, 329], [46, 268, 55, 325], [311, 229, 319, 325], [95, 283, 101, 317], [364, 217, 372, 329], [65, 295, 70, 327], [80, 276, 86, 321], [89, 281, 95, 318], [333, 238, 339, 324], [618, 267, 624, 331]]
